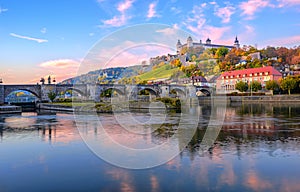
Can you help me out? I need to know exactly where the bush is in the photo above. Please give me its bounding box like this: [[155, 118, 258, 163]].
[[155, 97, 181, 108], [55, 98, 72, 102], [47, 91, 57, 102]]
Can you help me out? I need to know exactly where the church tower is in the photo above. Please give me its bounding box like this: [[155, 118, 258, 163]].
[[176, 39, 182, 53], [234, 36, 240, 49], [187, 36, 193, 48], [206, 38, 211, 44]]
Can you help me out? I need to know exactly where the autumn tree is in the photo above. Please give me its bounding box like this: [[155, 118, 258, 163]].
[[250, 81, 262, 92], [276, 47, 289, 64], [265, 80, 279, 95], [262, 46, 277, 58], [291, 54, 300, 65], [280, 77, 297, 95], [170, 59, 182, 68], [216, 47, 229, 58], [235, 81, 248, 92]]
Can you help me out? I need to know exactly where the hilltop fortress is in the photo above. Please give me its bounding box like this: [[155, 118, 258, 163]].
[[176, 36, 240, 53], [150, 36, 240, 66]]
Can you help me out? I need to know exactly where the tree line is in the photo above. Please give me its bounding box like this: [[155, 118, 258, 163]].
[[235, 75, 300, 95]]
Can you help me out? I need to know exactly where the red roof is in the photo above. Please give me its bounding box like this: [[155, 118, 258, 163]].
[[218, 66, 282, 79]]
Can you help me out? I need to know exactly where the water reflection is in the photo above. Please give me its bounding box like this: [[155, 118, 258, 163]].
[[0, 104, 299, 191], [0, 111, 80, 144]]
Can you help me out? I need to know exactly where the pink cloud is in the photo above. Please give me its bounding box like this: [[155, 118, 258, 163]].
[[36, 59, 80, 83], [39, 59, 80, 69], [262, 35, 300, 48], [105, 45, 171, 68], [214, 5, 235, 23], [277, 0, 300, 7], [183, 5, 231, 43], [102, 14, 129, 27], [239, 0, 274, 19], [147, 2, 159, 18], [117, 0, 134, 13], [100, 0, 134, 27]]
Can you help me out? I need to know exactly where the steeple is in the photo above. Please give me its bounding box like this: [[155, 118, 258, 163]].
[[176, 39, 182, 52], [206, 38, 211, 44], [234, 36, 240, 49]]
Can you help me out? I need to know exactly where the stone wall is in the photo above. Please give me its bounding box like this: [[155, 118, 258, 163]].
[[0, 85, 4, 104], [41, 85, 56, 101]]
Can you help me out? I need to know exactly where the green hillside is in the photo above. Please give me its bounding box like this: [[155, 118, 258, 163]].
[[137, 64, 179, 81]]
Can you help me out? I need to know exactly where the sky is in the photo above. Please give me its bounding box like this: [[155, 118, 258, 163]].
[[0, 0, 300, 84]]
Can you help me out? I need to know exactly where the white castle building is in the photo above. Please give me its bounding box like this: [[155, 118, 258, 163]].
[[176, 36, 240, 53]]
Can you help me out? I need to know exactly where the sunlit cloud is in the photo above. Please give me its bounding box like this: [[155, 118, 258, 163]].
[[277, 0, 300, 7], [26, 59, 82, 83], [239, 0, 274, 20], [262, 35, 300, 48], [10, 33, 48, 43], [100, 0, 134, 27], [39, 59, 80, 69], [214, 4, 235, 23], [183, 4, 231, 42], [117, 0, 134, 13], [147, 2, 159, 18], [101, 14, 129, 27], [201, 3, 207, 8]]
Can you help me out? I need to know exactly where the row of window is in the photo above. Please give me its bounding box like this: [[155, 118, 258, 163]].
[[222, 72, 270, 79]]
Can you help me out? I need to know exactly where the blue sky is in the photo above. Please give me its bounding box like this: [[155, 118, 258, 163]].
[[0, 0, 300, 83]]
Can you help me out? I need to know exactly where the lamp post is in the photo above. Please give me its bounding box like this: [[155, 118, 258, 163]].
[[250, 80, 252, 97]]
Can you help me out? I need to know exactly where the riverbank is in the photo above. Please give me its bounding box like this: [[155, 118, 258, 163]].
[[197, 94, 300, 103], [228, 94, 300, 103], [37, 95, 300, 113], [38, 99, 181, 113], [0, 105, 22, 114]]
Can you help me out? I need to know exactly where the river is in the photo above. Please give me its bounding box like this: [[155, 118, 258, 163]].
[[0, 102, 300, 192]]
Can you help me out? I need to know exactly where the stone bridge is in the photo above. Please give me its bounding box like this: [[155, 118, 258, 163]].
[[0, 84, 212, 104]]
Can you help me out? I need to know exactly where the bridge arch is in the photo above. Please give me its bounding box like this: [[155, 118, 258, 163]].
[[170, 88, 187, 98], [138, 87, 158, 96], [4, 86, 41, 102], [101, 87, 125, 96], [197, 89, 211, 97], [65, 87, 86, 97]]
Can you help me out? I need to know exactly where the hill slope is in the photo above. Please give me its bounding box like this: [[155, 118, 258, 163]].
[[137, 64, 179, 81]]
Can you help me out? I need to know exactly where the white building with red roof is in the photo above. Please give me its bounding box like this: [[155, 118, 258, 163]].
[[216, 66, 282, 94]]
